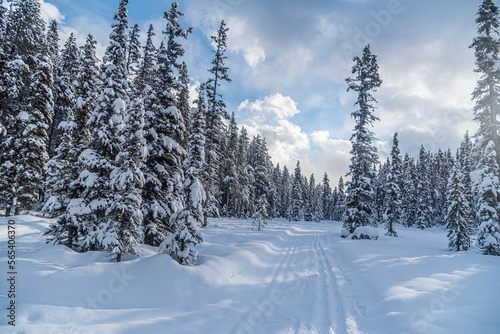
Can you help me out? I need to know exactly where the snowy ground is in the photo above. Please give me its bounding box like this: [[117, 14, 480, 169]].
[[1, 215, 499, 334]]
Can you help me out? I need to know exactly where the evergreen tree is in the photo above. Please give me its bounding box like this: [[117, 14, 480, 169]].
[[312, 195, 323, 223], [160, 86, 204, 265], [203, 19, 231, 226], [333, 177, 346, 221], [0, 0, 50, 215], [16, 48, 53, 213], [476, 141, 500, 255], [290, 161, 304, 221], [280, 165, 291, 219], [76, 0, 130, 251], [416, 146, 434, 229], [126, 23, 141, 83], [320, 173, 332, 220], [48, 33, 79, 157], [470, 0, 500, 164], [134, 24, 156, 96], [470, 0, 500, 255], [304, 174, 316, 221], [235, 127, 250, 218], [105, 98, 146, 262], [269, 164, 282, 218], [374, 159, 389, 225], [446, 163, 472, 252], [142, 2, 191, 245], [45, 19, 59, 66], [182, 83, 207, 225], [342, 45, 382, 237], [401, 154, 418, 227], [249, 135, 270, 203], [178, 61, 191, 146], [44, 34, 100, 248], [252, 194, 268, 231], [220, 112, 238, 216], [458, 131, 477, 227], [384, 133, 402, 237]]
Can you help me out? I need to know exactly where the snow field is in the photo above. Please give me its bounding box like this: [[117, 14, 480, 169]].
[[1, 216, 499, 334]]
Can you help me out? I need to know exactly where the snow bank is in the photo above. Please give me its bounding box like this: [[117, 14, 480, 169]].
[[352, 226, 379, 240], [1, 216, 499, 334]]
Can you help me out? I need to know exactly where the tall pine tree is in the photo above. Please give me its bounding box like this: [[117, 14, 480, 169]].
[[203, 20, 231, 226], [446, 163, 472, 252], [342, 45, 382, 237], [384, 133, 402, 237]]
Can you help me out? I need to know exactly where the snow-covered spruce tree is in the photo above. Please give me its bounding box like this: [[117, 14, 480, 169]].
[[313, 195, 323, 223], [203, 19, 231, 227], [158, 82, 205, 266], [470, 0, 500, 255], [470, 0, 500, 164], [126, 23, 141, 85], [429, 149, 453, 227], [75, 0, 130, 252], [374, 159, 389, 226], [45, 19, 59, 68], [290, 161, 304, 221], [319, 173, 332, 220], [182, 82, 207, 224], [416, 146, 434, 229], [342, 44, 382, 238], [476, 141, 500, 255], [43, 112, 77, 219], [401, 154, 418, 226], [44, 34, 100, 248], [0, 0, 8, 196], [446, 162, 472, 252], [16, 48, 54, 214], [220, 112, 239, 216], [249, 135, 270, 205], [44, 33, 80, 214], [0, 0, 8, 130], [334, 176, 346, 221], [269, 164, 282, 218], [304, 174, 316, 222], [458, 131, 477, 227], [252, 194, 268, 231], [0, 0, 51, 215], [235, 127, 251, 218], [142, 2, 191, 246], [384, 132, 402, 237], [105, 98, 146, 262], [178, 61, 191, 147], [134, 24, 156, 97], [48, 33, 79, 157], [280, 165, 291, 219], [73, 34, 100, 150]]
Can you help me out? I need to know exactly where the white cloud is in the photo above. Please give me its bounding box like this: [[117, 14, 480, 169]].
[[239, 93, 300, 120], [40, 0, 65, 23], [226, 18, 266, 69], [238, 95, 353, 182], [188, 79, 201, 108], [238, 94, 309, 165], [311, 130, 330, 144]]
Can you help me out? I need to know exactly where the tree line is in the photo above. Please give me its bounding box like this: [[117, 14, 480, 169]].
[[0, 0, 498, 264]]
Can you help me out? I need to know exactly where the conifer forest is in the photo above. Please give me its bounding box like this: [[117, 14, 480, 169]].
[[0, 1, 499, 333]]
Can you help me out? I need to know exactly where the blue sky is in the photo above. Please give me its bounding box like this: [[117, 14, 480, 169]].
[[41, 0, 482, 184]]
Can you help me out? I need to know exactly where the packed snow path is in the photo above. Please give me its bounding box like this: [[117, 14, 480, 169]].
[[1, 216, 500, 334]]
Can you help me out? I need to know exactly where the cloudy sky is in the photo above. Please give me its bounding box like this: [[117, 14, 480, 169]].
[[41, 0, 482, 184]]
